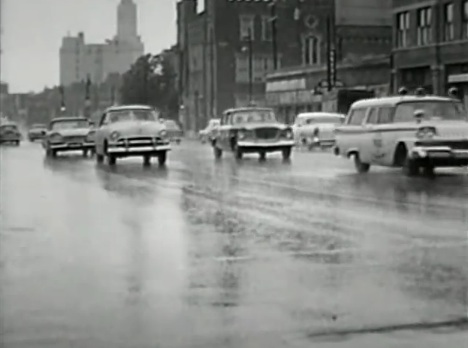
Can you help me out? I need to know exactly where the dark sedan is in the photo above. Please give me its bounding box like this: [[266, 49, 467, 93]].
[[28, 123, 48, 141]]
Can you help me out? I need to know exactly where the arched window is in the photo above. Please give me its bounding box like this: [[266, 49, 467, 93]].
[[303, 36, 320, 65]]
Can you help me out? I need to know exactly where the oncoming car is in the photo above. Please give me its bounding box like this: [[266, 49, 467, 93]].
[[212, 107, 294, 161], [199, 119, 220, 144], [94, 105, 170, 166], [28, 123, 47, 141], [292, 112, 345, 150], [0, 122, 21, 145], [43, 117, 95, 157], [164, 119, 183, 144], [334, 91, 468, 176]]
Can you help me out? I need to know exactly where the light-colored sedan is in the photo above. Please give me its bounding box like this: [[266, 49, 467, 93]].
[[292, 112, 345, 150], [199, 119, 220, 144], [42, 117, 94, 157], [94, 105, 170, 166]]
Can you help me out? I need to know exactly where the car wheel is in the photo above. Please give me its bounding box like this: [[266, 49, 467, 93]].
[[422, 164, 435, 177], [96, 153, 104, 163], [259, 151, 266, 161], [282, 147, 292, 160], [143, 155, 151, 166], [214, 145, 222, 159], [82, 150, 88, 157], [234, 144, 243, 160], [354, 154, 370, 173], [157, 152, 167, 166], [402, 156, 419, 177], [15, 140, 20, 146]]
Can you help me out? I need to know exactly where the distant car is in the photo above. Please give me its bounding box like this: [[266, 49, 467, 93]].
[[0, 122, 21, 145], [94, 105, 170, 166], [164, 119, 183, 144], [28, 123, 47, 141], [292, 112, 345, 150], [42, 117, 95, 157], [334, 92, 468, 176], [199, 119, 220, 144], [212, 107, 294, 161]]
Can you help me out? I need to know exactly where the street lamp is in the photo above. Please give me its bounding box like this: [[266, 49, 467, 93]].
[[241, 28, 254, 104]]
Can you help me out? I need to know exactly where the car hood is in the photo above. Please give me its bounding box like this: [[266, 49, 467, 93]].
[[302, 123, 338, 131], [423, 120, 468, 138], [238, 122, 289, 130], [52, 128, 91, 137], [108, 120, 165, 135]]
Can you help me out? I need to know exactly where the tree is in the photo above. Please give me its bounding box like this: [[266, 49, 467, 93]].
[[119, 53, 179, 119]]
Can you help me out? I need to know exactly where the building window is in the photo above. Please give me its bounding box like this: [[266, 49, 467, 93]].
[[302, 36, 320, 65], [396, 11, 410, 47], [261, 16, 272, 41], [417, 7, 432, 46], [463, 0, 468, 38], [240, 15, 254, 40], [444, 3, 454, 41]]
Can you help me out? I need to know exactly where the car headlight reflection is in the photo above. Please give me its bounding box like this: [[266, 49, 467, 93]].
[[159, 129, 167, 138]]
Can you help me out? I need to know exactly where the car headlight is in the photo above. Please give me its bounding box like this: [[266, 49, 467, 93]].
[[283, 129, 293, 139], [50, 133, 63, 143], [238, 130, 246, 140], [86, 131, 95, 142], [159, 129, 167, 138], [416, 126, 437, 139], [110, 131, 120, 141]]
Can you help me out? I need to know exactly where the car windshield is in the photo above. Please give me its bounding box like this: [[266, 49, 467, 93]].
[[51, 119, 89, 130], [0, 125, 18, 132], [231, 110, 276, 124], [208, 120, 220, 128], [32, 124, 46, 129], [108, 109, 158, 123], [165, 120, 179, 130], [394, 101, 467, 122], [304, 116, 344, 124]]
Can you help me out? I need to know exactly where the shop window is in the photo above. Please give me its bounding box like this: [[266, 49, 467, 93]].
[[396, 11, 410, 47], [416, 7, 432, 46], [240, 15, 254, 40], [463, 1, 468, 38], [261, 16, 272, 41], [302, 36, 320, 65], [443, 3, 454, 41]]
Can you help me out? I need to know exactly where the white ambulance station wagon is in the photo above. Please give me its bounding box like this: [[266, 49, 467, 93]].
[[334, 93, 468, 176]]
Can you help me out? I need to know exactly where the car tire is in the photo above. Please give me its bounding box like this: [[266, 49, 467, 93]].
[[15, 140, 20, 146], [235, 145, 243, 160], [282, 147, 292, 160], [259, 151, 266, 161], [96, 153, 104, 163], [157, 152, 167, 166], [422, 164, 435, 177], [107, 154, 116, 166], [214, 146, 222, 159], [403, 157, 419, 177], [354, 154, 370, 173], [82, 150, 88, 157]]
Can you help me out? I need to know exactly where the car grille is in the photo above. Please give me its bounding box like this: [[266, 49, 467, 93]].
[[116, 137, 166, 147], [64, 136, 85, 143], [255, 128, 280, 140], [418, 140, 468, 150]]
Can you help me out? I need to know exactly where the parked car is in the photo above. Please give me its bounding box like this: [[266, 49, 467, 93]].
[[334, 90, 468, 176], [292, 112, 345, 150], [0, 122, 21, 145], [199, 119, 220, 144], [42, 117, 95, 157], [164, 119, 183, 144], [28, 123, 47, 141], [211, 107, 294, 161], [94, 105, 170, 166]]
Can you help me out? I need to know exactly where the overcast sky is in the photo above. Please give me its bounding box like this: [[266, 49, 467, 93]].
[[1, 0, 194, 93]]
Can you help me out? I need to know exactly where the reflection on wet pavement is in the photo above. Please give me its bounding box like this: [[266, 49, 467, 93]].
[[0, 142, 467, 347]]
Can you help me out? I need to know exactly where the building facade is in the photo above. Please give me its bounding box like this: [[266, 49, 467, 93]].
[[59, 0, 144, 86], [392, 0, 468, 108]]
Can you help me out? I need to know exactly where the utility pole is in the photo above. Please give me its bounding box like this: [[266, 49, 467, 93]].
[[434, 0, 443, 95], [210, 25, 215, 118], [59, 85, 66, 114], [248, 27, 253, 103], [326, 15, 336, 92], [269, 0, 278, 70], [84, 76, 91, 118]]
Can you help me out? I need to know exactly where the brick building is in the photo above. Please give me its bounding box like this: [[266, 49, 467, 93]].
[[392, 0, 468, 109], [264, 0, 393, 122]]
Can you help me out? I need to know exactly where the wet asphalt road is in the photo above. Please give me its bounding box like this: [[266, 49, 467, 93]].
[[0, 140, 467, 348]]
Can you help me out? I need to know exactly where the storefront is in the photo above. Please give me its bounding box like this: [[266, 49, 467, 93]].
[[446, 63, 468, 110]]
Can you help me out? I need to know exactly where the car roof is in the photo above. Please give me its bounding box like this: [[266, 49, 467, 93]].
[[0, 121, 17, 126], [50, 117, 88, 122], [105, 104, 153, 112], [351, 95, 456, 108], [224, 107, 274, 114], [297, 112, 345, 118]]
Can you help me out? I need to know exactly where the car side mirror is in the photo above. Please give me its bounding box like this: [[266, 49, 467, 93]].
[[414, 109, 425, 124]]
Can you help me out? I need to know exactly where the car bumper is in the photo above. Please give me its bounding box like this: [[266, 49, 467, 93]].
[[49, 142, 94, 150], [107, 144, 171, 156], [410, 146, 468, 166], [237, 140, 295, 152]]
